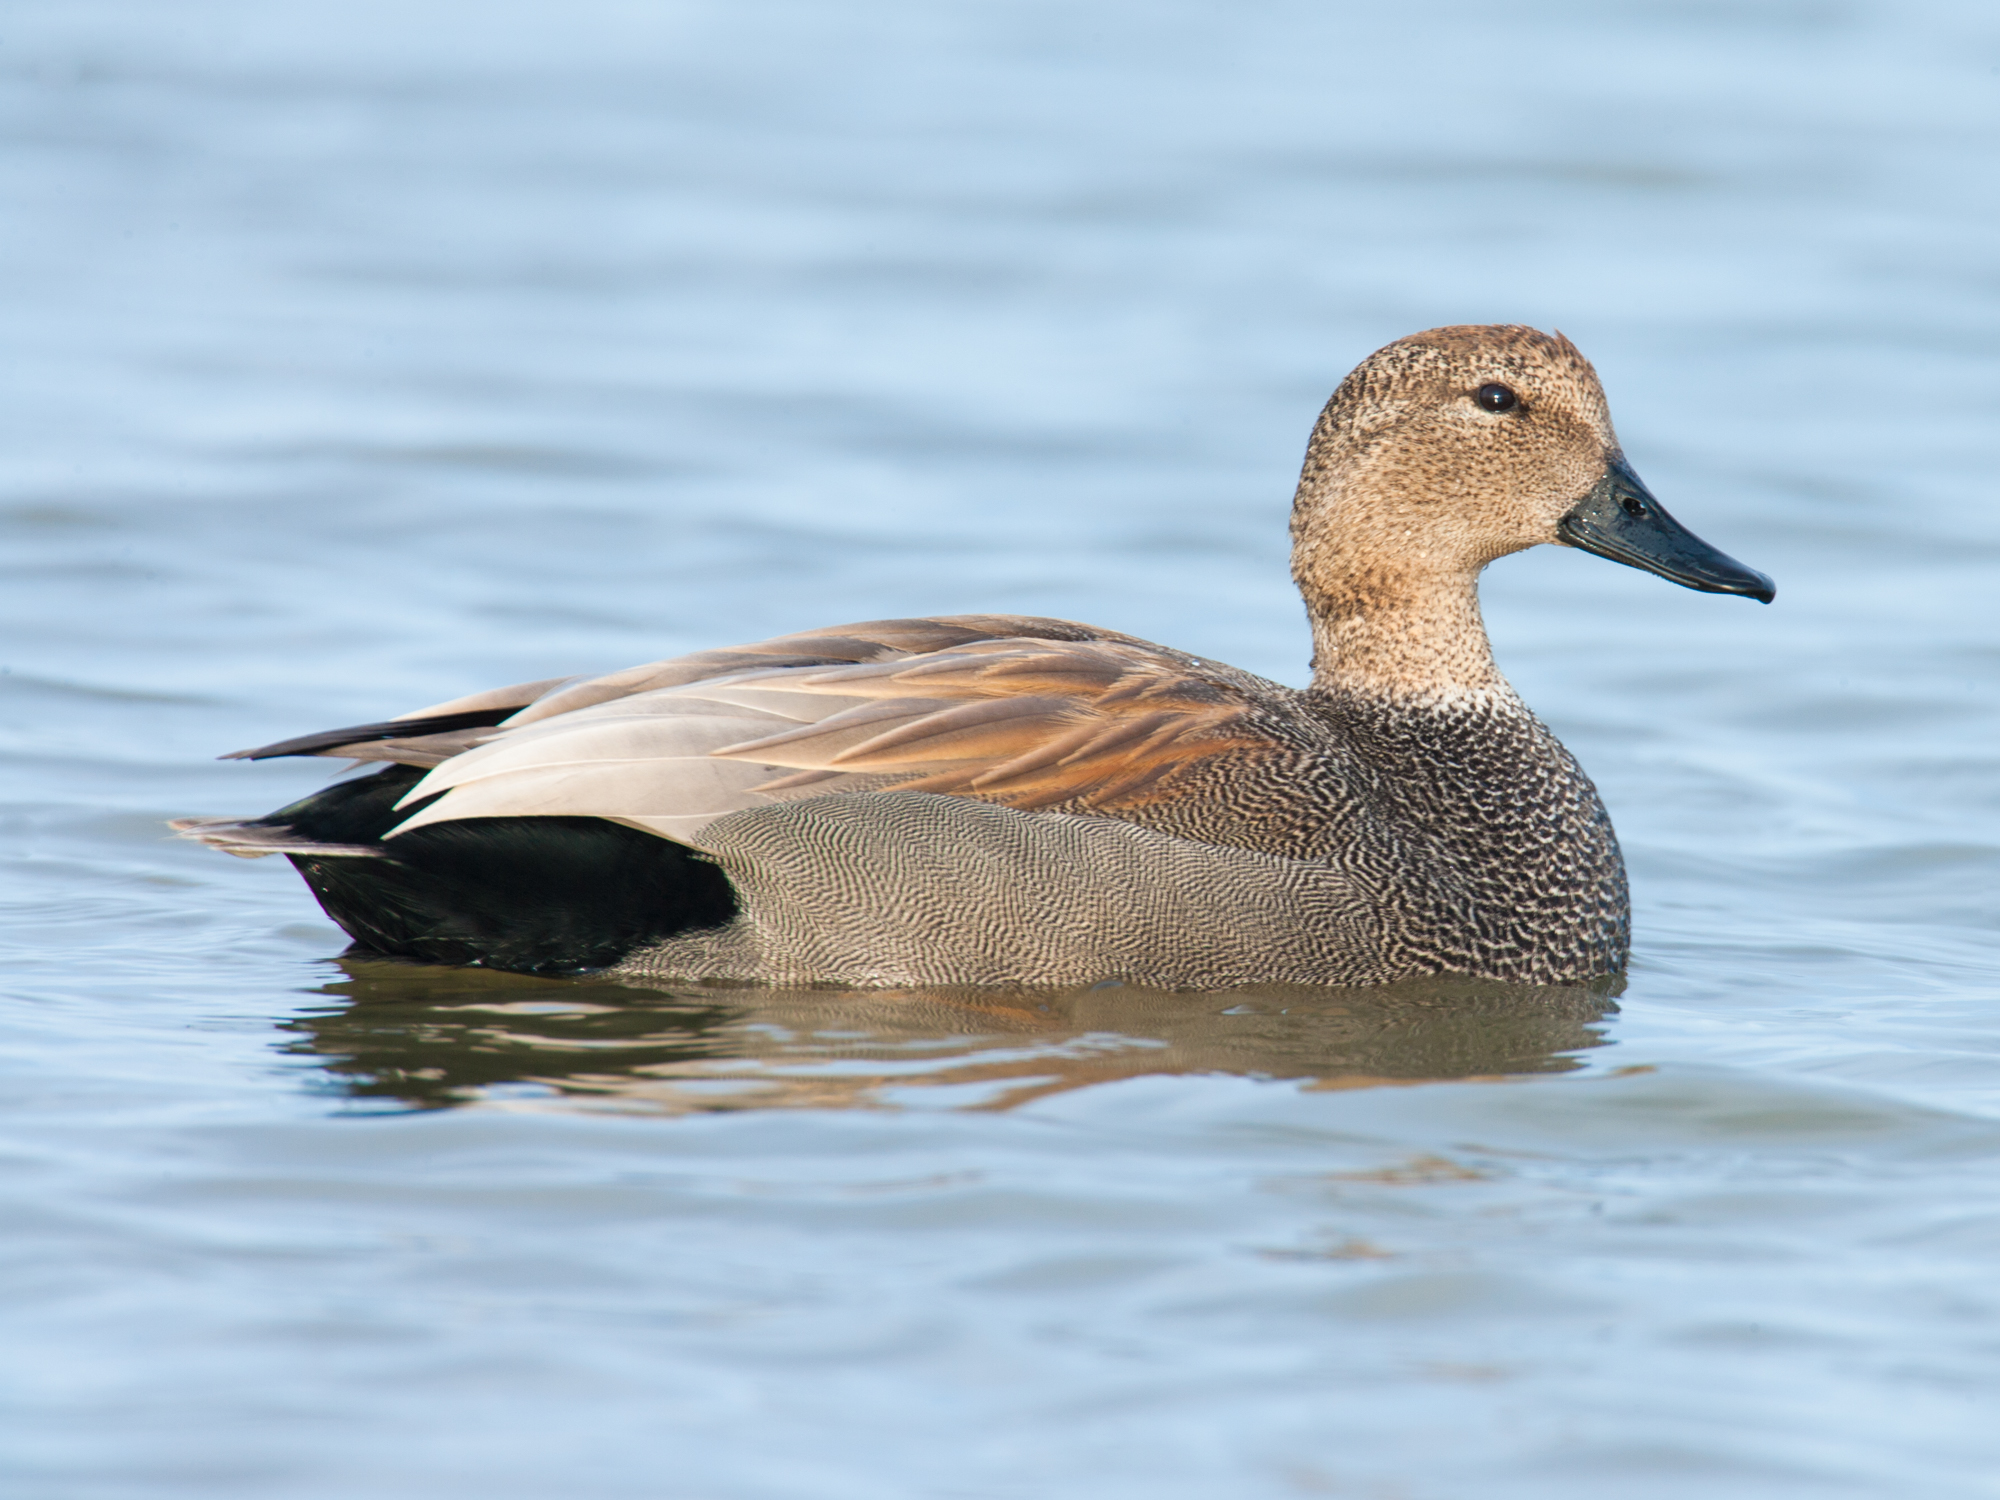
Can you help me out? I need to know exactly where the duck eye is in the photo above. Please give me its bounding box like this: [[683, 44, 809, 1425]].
[[1475, 383, 1519, 413]]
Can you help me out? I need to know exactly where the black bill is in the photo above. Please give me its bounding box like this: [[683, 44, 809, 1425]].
[[1558, 457, 1775, 603]]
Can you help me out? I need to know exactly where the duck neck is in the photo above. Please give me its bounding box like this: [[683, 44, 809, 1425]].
[[1288, 418, 1526, 707], [1298, 565, 1514, 706]]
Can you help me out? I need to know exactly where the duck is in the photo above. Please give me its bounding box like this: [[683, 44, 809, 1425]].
[[174, 325, 1772, 990]]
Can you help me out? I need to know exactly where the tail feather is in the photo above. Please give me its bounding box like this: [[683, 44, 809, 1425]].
[[182, 764, 738, 975], [170, 816, 386, 860], [225, 705, 527, 762]]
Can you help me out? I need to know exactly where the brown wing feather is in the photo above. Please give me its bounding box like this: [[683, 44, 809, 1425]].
[[500, 615, 1104, 727], [238, 616, 1289, 845], [255, 616, 1115, 766], [709, 635, 1279, 813]]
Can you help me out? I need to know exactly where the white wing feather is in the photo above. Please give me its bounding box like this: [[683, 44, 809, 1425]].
[[363, 619, 1272, 853], [386, 677, 887, 846]]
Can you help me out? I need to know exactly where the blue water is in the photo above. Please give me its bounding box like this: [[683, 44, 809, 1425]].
[[4, 1, 1999, 1495]]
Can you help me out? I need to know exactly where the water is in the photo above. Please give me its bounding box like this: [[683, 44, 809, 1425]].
[[4, 0, 1998, 1494]]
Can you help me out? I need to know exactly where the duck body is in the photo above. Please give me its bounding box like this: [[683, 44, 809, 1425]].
[[177, 326, 1769, 989], [605, 648, 1632, 990]]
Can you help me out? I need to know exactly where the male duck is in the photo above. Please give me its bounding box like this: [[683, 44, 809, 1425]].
[[176, 326, 1772, 989]]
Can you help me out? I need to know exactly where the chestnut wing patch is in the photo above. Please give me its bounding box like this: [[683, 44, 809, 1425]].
[[358, 618, 1281, 847], [712, 637, 1276, 812]]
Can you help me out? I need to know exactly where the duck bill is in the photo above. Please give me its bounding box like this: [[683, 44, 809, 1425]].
[[1558, 458, 1775, 603]]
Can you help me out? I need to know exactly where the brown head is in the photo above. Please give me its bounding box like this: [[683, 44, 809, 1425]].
[[1291, 325, 1772, 698]]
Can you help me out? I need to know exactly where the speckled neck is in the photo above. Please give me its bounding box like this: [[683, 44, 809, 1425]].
[[1299, 568, 1516, 706], [1288, 402, 1519, 702]]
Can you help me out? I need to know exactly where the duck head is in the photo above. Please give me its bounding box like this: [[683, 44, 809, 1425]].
[[1291, 324, 1772, 697]]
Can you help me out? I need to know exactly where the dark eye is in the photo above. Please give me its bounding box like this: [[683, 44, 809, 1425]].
[[1475, 383, 1519, 413]]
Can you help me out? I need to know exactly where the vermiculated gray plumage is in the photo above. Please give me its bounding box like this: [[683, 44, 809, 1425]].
[[609, 678, 1629, 989]]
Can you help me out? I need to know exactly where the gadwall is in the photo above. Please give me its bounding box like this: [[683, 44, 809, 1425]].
[[175, 326, 1772, 988]]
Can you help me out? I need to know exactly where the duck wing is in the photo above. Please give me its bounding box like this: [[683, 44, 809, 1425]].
[[223, 676, 583, 766], [221, 618, 1061, 766], [365, 616, 1289, 848]]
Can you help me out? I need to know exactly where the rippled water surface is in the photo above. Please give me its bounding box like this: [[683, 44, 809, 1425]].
[[5, 1, 2000, 1495]]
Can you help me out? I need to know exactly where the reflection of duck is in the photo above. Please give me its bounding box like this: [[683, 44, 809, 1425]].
[[182, 326, 1771, 988], [291, 960, 1619, 1114]]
